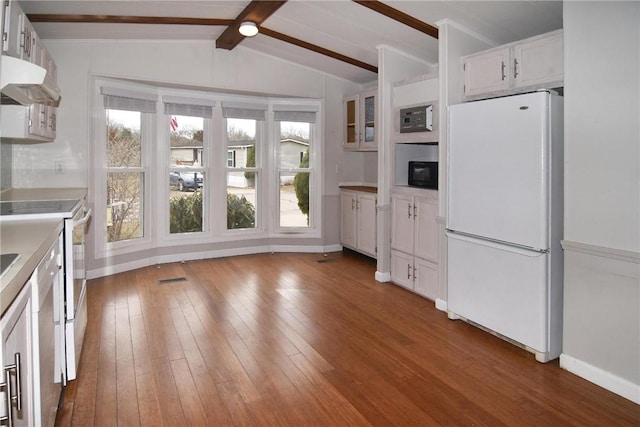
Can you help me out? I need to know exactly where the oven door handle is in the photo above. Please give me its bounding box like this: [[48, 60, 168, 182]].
[[74, 208, 92, 226]]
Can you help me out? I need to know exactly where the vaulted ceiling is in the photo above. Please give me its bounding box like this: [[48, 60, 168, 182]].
[[20, 1, 563, 84]]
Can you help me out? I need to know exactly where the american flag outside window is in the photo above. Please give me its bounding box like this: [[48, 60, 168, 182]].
[[170, 116, 178, 132]]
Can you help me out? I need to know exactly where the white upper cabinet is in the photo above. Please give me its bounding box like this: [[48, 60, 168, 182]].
[[463, 47, 511, 97], [343, 88, 377, 151], [512, 31, 563, 89], [2, 0, 25, 58], [463, 30, 563, 99]]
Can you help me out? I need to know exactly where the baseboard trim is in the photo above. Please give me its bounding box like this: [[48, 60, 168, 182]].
[[375, 271, 391, 282], [88, 244, 343, 280], [560, 354, 640, 404], [435, 298, 448, 312]]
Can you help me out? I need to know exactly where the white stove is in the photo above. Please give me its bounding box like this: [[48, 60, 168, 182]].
[[0, 194, 90, 385]]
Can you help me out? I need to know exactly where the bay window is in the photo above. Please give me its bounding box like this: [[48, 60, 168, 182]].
[[94, 78, 322, 262]]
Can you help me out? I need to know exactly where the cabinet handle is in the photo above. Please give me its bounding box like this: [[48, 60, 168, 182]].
[[1, 352, 22, 426], [20, 30, 31, 57], [407, 264, 412, 279], [356, 200, 360, 211], [413, 266, 417, 281], [513, 59, 519, 78], [501, 61, 506, 81], [40, 109, 47, 127], [413, 205, 417, 219], [407, 203, 412, 219], [0, 369, 12, 427], [351, 199, 355, 210]]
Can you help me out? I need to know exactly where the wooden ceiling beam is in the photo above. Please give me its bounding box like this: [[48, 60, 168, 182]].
[[26, 14, 234, 26], [215, 1, 287, 50], [259, 27, 378, 74], [352, 0, 438, 39], [26, 5, 379, 74]]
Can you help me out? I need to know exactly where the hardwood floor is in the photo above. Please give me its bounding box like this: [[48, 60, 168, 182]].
[[55, 251, 639, 426]]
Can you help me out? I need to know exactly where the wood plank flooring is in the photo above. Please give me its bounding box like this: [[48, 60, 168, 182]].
[[55, 251, 640, 426]]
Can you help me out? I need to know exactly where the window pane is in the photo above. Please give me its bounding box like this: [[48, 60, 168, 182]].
[[227, 173, 256, 230], [107, 109, 141, 167], [279, 121, 310, 168], [168, 114, 204, 235], [169, 181, 203, 234], [227, 118, 257, 230], [280, 172, 309, 228], [170, 115, 204, 166], [227, 118, 256, 169], [107, 172, 143, 242]]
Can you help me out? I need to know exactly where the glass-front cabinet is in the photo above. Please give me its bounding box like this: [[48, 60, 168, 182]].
[[343, 88, 377, 151]]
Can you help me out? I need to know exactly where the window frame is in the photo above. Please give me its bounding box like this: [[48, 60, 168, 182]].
[[91, 78, 324, 263], [272, 102, 322, 236], [93, 79, 156, 259], [222, 114, 265, 234]]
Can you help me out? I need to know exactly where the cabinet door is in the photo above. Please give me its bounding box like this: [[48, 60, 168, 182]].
[[343, 94, 359, 149], [30, 30, 44, 66], [21, 17, 35, 61], [391, 194, 414, 254], [414, 258, 438, 300], [2, 0, 23, 57], [1, 284, 34, 426], [340, 191, 357, 249], [29, 104, 49, 138], [359, 90, 376, 150], [513, 31, 563, 89], [356, 193, 377, 257], [463, 47, 511, 97], [390, 250, 413, 291], [414, 197, 439, 262], [46, 107, 57, 140]]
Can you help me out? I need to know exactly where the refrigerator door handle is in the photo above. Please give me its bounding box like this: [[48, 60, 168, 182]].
[[446, 231, 549, 256]]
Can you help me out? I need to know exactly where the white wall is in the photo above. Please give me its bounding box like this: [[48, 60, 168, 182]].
[[563, 5, 640, 253], [561, 1, 640, 403]]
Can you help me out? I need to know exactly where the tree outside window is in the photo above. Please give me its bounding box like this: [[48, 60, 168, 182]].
[[106, 110, 144, 243]]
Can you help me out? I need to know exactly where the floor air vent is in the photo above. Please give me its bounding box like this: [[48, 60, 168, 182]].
[[158, 276, 188, 284]]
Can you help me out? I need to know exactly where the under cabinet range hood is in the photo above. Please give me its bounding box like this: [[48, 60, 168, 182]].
[[1, 55, 61, 106]]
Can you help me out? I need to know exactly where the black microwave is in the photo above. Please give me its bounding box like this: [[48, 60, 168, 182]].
[[408, 161, 438, 189]]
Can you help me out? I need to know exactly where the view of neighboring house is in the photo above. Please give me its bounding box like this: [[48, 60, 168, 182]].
[[172, 137, 309, 187], [170, 134, 203, 166]]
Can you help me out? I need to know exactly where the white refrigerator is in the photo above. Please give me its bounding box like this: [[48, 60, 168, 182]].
[[446, 91, 563, 362]]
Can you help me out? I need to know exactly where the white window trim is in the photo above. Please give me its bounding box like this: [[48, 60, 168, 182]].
[[221, 115, 266, 235], [91, 77, 324, 262], [271, 105, 322, 237], [92, 77, 157, 259]]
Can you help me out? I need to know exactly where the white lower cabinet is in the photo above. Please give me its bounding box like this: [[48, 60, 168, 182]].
[[1, 283, 34, 427], [341, 189, 377, 258], [390, 190, 439, 300]]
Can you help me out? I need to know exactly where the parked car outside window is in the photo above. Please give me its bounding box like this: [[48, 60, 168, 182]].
[[170, 171, 203, 192]]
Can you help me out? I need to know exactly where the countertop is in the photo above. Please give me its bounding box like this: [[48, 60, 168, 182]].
[[0, 187, 88, 202], [339, 185, 377, 194], [0, 219, 64, 316]]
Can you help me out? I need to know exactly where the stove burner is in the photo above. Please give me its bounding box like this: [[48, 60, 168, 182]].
[[0, 199, 80, 216]]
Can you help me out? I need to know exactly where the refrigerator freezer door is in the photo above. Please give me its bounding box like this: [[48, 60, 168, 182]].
[[447, 232, 550, 355], [448, 92, 550, 250]]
